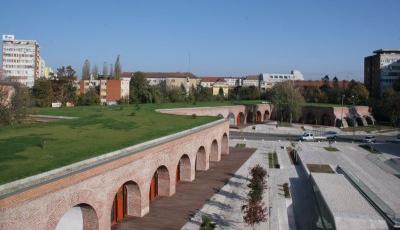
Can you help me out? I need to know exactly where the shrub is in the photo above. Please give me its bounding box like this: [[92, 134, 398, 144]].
[[242, 165, 267, 227], [200, 215, 215, 230], [129, 112, 136, 116], [192, 113, 197, 119]]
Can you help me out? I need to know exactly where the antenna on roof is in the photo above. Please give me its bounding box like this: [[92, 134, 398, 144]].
[[188, 52, 191, 73]]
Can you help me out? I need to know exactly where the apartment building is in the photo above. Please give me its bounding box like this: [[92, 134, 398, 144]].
[[364, 49, 400, 98], [79, 78, 130, 104], [1, 35, 43, 87], [122, 72, 199, 92]]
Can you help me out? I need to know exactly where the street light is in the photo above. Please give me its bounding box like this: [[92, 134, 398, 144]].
[[340, 94, 345, 128], [351, 95, 356, 141]]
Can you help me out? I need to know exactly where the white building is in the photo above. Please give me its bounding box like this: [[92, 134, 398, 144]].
[[2, 35, 42, 87], [223, 77, 242, 87], [261, 70, 304, 89]]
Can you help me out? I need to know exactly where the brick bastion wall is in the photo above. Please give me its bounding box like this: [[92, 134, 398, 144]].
[[0, 119, 229, 230], [157, 104, 272, 126]]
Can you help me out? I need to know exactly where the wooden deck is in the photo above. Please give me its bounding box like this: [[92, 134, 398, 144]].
[[112, 147, 255, 230]]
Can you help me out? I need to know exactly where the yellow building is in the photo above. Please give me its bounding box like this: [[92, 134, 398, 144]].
[[212, 80, 229, 97]]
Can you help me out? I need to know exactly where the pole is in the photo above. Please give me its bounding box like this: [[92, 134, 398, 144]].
[[340, 94, 345, 128]]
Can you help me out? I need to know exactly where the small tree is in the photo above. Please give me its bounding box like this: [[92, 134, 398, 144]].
[[114, 55, 121, 80], [218, 87, 224, 97], [102, 62, 108, 77], [200, 215, 215, 230], [242, 164, 267, 228], [82, 59, 91, 80], [91, 64, 99, 79]]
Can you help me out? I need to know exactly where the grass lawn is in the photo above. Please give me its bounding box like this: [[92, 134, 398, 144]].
[[342, 125, 395, 133], [302, 102, 347, 108], [324, 147, 339, 152], [0, 102, 240, 185], [307, 164, 334, 173]]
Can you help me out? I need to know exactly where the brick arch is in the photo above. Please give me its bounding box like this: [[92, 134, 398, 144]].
[[45, 190, 100, 230], [195, 146, 208, 171], [110, 180, 142, 225], [221, 133, 229, 155], [256, 111, 262, 123], [148, 165, 172, 202], [176, 154, 193, 182], [209, 139, 220, 162], [236, 112, 245, 125], [264, 110, 270, 120], [227, 112, 235, 126]]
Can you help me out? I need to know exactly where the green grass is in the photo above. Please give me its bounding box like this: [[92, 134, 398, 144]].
[[342, 125, 395, 133], [268, 152, 280, 169], [302, 102, 346, 108], [0, 103, 232, 185], [324, 147, 339, 152], [306, 164, 334, 173]]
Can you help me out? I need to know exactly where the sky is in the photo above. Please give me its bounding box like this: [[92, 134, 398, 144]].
[[1, 0, 399, 80]]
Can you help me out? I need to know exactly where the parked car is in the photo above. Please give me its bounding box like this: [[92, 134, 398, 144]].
[[393, 134, 400, 143], [324, 131, 338, 140], [363, 135, 376, 143], [300, 132, 327, 141]]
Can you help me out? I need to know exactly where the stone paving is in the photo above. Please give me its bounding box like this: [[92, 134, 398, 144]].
[[112, 147, 254, 230], [183, 139, 320, 230], [182, 140, 269, 230]]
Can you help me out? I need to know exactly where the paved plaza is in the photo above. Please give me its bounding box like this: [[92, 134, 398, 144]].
[[112, 147, 255, 230]]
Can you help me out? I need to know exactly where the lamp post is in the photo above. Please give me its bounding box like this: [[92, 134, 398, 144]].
[[340, 94, 345, 128], [351, 95, 356, 142]]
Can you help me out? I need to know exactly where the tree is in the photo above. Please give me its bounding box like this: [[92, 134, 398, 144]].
[[52, 65, 77, 105], [200, 216, 215, 230], [114, 55, 121, 80], [271, 81, 305, 124], [218, 87, 224, 97], [91, 65, 99, 79], [102, 62, 108, 77], [32, 78, 53, 107], [332, 76, 339, 89], [382, 89, 400, 127], [129, 72, 152, 103], [242, 165, 267, 228], [0, 84, 30, 125], [346, 83, 369, 105], [109, 64, 114, 78], [82, 59, 91, 80], [78, 87, 99, 105], [393, 79, 400, 92]]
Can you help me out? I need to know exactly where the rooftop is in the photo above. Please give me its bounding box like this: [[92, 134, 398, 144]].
[[311, 173, 387, 229], [373, 49, 400, 54], [0, 102, 235, 185]]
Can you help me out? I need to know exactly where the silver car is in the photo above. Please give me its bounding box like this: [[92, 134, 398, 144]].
[[363, 135, 376, 143]]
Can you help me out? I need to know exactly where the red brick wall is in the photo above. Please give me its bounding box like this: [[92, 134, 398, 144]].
[[106, 80, 121, 101]]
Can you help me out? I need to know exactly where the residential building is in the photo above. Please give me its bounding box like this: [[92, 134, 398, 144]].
[[223, 77, 243, 88], [261, 70, 304, 90], [364, 49, 400, 98], [79, 78, 130, 104], [242, 75, 262, 88], [2, 35, 41, 87], [200, 76, 225, 88], [212, 80, 229, 97], [122, 72, 199, 92]]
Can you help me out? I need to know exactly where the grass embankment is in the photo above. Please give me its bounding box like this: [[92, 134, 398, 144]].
[[0, 103, 228, 185], [342, 124, 396, 133]]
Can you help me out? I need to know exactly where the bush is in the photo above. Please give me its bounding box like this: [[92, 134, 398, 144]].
[[192, 113, 197, 119], [129, 111, 136, 117], [200, 215, 215, 230]]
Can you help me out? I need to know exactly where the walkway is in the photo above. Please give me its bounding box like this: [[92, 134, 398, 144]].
[[112, 147, 255, 230]]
